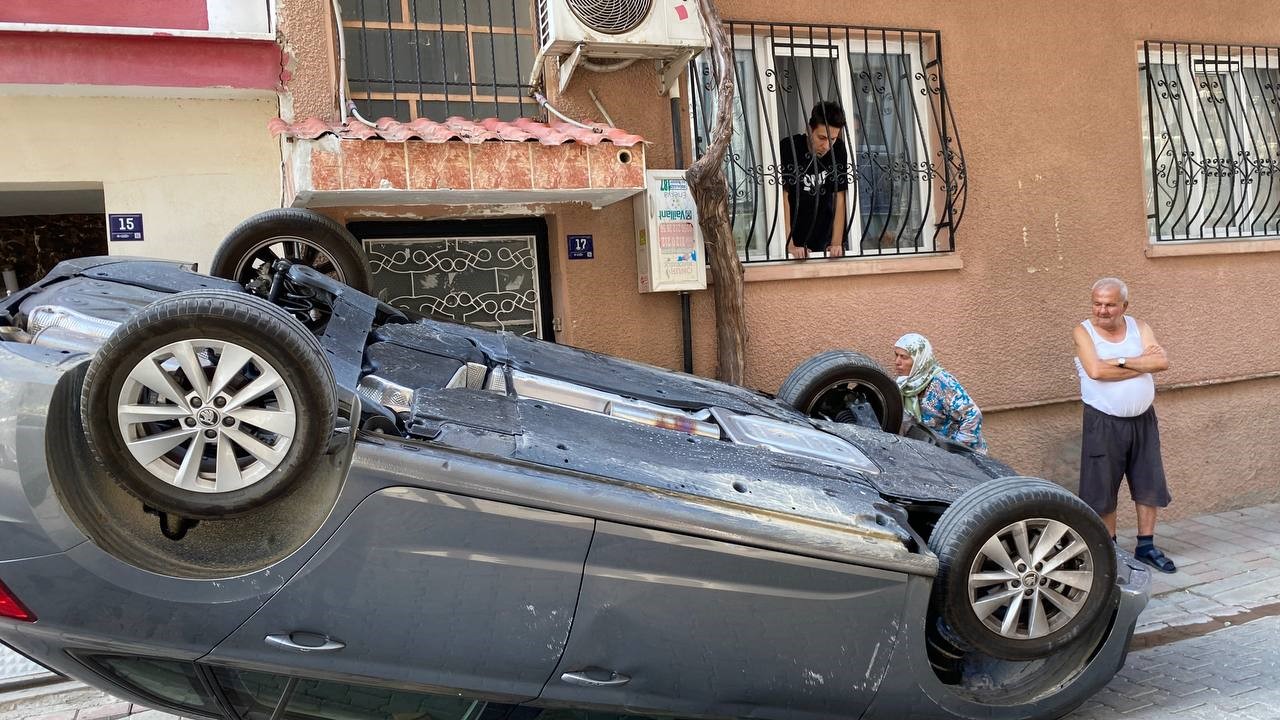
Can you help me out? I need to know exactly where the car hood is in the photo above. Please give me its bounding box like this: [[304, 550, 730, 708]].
[[814, 420, 1012, 504]]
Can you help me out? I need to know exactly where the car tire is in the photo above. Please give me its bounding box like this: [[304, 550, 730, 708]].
[[80, 289, 337, 519], [211, 208, 373, 293], [928, 476, 1118, 660], [776, 350, 904, 433]]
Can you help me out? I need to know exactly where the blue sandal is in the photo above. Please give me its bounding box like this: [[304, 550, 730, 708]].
[[1135, 546, 1177, 573]]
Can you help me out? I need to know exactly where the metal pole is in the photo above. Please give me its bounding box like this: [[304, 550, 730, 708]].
[[672, 92, 694, 374]]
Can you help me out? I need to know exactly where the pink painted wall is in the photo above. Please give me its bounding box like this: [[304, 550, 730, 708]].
[[0, 32, 282, 89], [0, 0, 209, 30]]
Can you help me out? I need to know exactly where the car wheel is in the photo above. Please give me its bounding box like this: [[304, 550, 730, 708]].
[[211, 208, 373, 293], [928, 476, 1117, 660], [80, 289, 337, 519], [776, 350, 904, 433]]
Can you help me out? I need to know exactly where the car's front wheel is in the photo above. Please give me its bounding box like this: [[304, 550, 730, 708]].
[[80, 290, 337, 519], [927, 477, 1118, 660]]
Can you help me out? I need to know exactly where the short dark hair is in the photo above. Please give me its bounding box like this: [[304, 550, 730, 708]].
[[808, 101, 846, 130]]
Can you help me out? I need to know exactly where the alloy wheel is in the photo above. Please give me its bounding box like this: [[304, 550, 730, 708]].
[[115, 339, 298, 493]]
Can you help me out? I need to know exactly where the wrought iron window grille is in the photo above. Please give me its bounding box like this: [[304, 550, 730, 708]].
[[690, 22, 967, 263], [1142, 41, 1280, 242], [339, 0, 538, 121]]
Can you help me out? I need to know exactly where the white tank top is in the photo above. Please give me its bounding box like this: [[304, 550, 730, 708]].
[[1075, 316, 1155, 417]]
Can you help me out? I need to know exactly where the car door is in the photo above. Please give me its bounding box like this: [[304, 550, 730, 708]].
[[539, 522, 910, 719], [203, 486, 594, 702]]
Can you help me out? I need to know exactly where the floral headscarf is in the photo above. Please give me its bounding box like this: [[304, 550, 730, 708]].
[[895, 332, 941, 421]]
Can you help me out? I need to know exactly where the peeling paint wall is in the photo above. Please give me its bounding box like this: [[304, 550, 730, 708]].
[[277, 0, 336, 121]]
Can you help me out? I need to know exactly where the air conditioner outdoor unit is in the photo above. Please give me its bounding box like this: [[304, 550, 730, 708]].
[[532, 0, 708, 94]]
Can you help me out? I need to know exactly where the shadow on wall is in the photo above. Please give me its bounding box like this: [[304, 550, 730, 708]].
[[1044, 427, 1084, 496], [986, 377, 1280, 523], [0, 214, 107, 289]]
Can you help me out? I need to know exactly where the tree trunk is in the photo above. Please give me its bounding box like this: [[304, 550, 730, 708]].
[[685, 0, 747, 384]]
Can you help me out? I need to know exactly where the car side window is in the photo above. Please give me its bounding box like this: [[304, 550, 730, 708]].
[[87, 656, 217, 715], [210, 666, 516, 720]]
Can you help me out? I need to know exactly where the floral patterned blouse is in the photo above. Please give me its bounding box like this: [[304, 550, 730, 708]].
[[918, 369, 988, 454]]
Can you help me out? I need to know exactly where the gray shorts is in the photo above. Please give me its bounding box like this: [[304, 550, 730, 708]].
[[1079, 404, 1172, 515]]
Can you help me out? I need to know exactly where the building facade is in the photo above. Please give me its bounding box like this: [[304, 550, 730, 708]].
[[0, 0, 284, 278], [10, 0, 1274, 521]]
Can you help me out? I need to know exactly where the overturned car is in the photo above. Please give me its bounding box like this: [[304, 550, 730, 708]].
[[0, 254, 1147, 720]]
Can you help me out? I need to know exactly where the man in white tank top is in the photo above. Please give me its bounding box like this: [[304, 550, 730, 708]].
[[1072, 277, 1175, 573]]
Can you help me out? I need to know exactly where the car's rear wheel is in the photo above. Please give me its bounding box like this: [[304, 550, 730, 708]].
[[211, 208, 373, 293], [928, 477, 1117, 660], [80, 290, 336, 519], [777, 350, 903, 433]]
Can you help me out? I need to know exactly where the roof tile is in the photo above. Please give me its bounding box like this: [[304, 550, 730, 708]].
[[269, 116, 645, 147]]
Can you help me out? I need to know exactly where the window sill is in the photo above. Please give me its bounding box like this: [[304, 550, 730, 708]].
[[1145, 237, 1280, 258], [743, 253, 963, 282]]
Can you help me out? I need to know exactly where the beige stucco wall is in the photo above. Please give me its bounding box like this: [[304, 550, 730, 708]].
[[276, 0, 1280, 517], [4, 94, 281, 271]]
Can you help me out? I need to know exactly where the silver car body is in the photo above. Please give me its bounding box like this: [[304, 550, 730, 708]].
[[0, 257, 1149, 720]]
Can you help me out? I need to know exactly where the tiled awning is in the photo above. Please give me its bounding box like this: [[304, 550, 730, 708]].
[[270, 116, 646, 146], [273, 117, 648, 209]]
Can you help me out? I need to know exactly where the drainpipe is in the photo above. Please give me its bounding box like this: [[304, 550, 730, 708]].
[[671, 86, 693, 375]]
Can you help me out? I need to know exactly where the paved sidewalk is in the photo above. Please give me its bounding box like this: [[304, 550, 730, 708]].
[[1121, 502, 1280, 638]]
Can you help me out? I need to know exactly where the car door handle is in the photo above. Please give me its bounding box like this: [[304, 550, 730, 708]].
[[560, 668, 631, 687], [265, 632, 345, 653]]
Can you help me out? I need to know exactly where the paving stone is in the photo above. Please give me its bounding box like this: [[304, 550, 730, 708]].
[[1092, 689, 1157, 714], [76, 701, 132, 720], [1135, 602, 1189, 624], [23, 711, 77, 720], [1211, 580, 1280, 607], [1234, 550, 1271, 564], [1193, 514, 1240, 529], [1174, 593, 1234, 614], [1187, 569, 1280, 597]]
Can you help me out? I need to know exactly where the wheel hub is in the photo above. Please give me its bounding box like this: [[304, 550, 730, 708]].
[[195, 407, 220, 427], [116, 338, 298, 494], [967, 517, 1095, 640]]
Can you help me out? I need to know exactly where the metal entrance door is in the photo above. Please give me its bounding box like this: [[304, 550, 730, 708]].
[[351, 219, 553, 339]]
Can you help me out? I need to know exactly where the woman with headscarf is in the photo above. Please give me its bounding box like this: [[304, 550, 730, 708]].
[[893, 333, 988, 454]]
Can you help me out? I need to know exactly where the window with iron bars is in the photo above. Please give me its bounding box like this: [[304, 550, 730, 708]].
[[338, 0, 538, 121], [1141, 41, 1280, 242], [690, 23, 967, 262]]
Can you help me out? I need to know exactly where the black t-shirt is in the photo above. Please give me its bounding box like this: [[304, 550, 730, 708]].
[[779, 133, 850, 252]]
